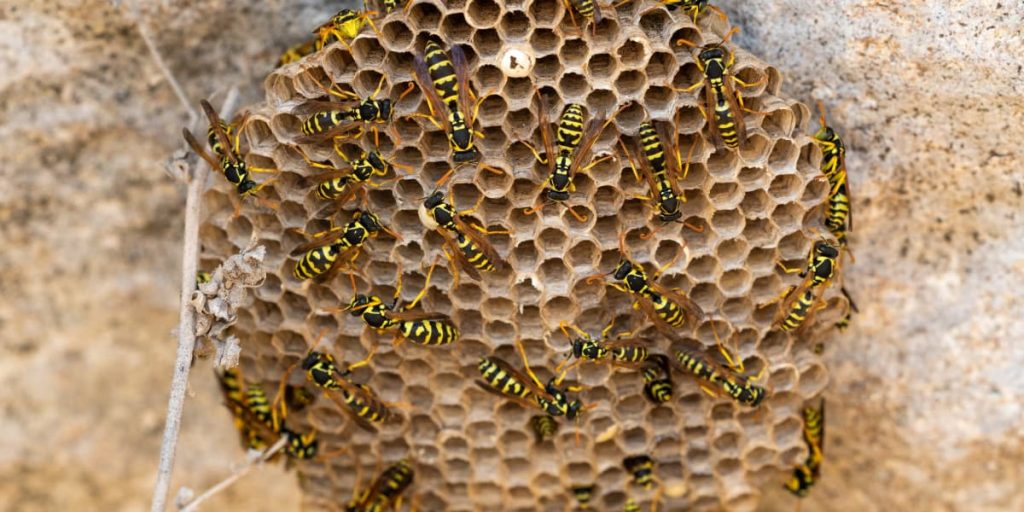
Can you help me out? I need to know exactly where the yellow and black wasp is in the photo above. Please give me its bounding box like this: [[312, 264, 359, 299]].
[[642, 354, 674, 404], [762, 240, 841, 332], [586, 234, 704, 333], [343, 260, 461, 348], [295, 144, 409, 217], [530, 414, 559, 443], [813, 102, 853, 248], [662, 0, 726, 23], [785, 400, 825, 498], [556, 320, 651, 375], [572, 484, 596, 509], [344, 458, 415, 512], [195, 271, 212, 287], [290, 209, 400, 282], [294, 347, 403, 432], [215, 368, 321, 461], [183, 100, 278, 215], [835, 287, 858, 333], [674, 321, 766, 406], [624, 455, 656, 490], [677, 27, 765, 150], [419, 189, 508, 286], [563, 0, 604, 34], [618, 112, 706, 235], [314, 9, 382, 52], [674, 348, 766, 407], [623, 498, 641, 512], [277, 37, 322, 68], [477, 339, 589, 421], [410, 36, 496, 167], [523, 91, 622, 222], [294, 71, 414, 147]]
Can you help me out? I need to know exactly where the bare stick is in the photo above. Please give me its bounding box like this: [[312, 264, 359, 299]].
[[117, 1, 198, 126], [150, 89, 238, 512], [177, 437, 288, 512]]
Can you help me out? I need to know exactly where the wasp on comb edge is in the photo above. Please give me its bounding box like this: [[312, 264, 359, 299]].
[[183, 100, 279, 216], [677, 27, 766, 150]]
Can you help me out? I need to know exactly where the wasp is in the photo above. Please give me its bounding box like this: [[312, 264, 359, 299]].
[[556, 320, 651, 375], [562, 0, 605, 34], [522, 92, 622, 222], [215, 368, 322, 461], [624, 455, 656, 490], [344, 458, 415, 512], [183, 100, 278, 215], [785, 400, 825, 498], [296, 348, 401, 432], [813, 102, 853, 247], [409, 36, 496, 168], [294, 71, 415, 148], [762, 240, 841, 332], [195, 271, 212, 286], [477, 339, 589, 421], [277, 37, 322, 67], [572, 484, 596, 509], [419, 189, 508, 286], [314, 9, 382, 51], [677, 28, 765, 150], [618, 112, 706, 235], [835, 287, 858, 333], [343, 260, 461, 347], [586, 234, 704, 333], [290, 209, 400, 282], [674, 348, 765, 406], [530, 414, 559, 443], [642, 354, 675, 404], [623, 498, 641, 512], [295, 144, 409, 217]]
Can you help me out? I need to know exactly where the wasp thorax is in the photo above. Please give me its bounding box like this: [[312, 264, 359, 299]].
[[612, 260, 634, 280]]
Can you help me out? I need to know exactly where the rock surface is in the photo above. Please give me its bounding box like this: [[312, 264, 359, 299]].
[[0, 0, 1020, 511]]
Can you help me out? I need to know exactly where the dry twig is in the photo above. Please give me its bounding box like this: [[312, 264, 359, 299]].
[[175, 437, 289, 512]]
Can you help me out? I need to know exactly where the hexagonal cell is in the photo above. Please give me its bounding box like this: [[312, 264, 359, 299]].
[[638, 8, 672, 40], [534, 54, 563, 82], [529, 28, 560, 55], [617, 38, 648, 68], [380, 20, 414, 52], [614, 70, 645, 97], [503, 76, 534, 102], [558, 72, 588, 99], [352, 37, 387, 68], [586, 52, 616, 80], [441, 13, 474, 42], [470, 28, 502, 59], [409, 2, 443, 31], [467, 0, 501, 27], [559, 38, 589, 66], [768, 138, 799, 171], [498, 10, 531, 40]]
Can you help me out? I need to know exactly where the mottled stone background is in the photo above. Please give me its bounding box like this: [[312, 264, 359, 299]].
[[0, 1, 1020, 511]]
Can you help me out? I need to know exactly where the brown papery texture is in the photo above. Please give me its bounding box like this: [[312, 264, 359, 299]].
[[197, 2, 842, 510]]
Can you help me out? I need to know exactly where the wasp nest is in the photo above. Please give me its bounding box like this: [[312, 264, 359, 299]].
[[198, 0, 847, 510]]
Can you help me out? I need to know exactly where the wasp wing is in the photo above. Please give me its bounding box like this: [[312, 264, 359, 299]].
[[451, 44, 476, 120], [411, 53, 454, 133]]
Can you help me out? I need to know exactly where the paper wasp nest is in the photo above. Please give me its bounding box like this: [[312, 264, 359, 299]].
[[198, 0, 845, 510]]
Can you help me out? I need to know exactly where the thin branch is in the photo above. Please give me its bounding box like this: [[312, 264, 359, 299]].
[[150, 89, 238, 512], [178, 437, 289, 512], [119, 0, 198, 126]]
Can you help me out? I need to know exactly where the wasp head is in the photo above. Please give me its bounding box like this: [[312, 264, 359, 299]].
[[423, 190, 446, 209], [815, 241, 839, 259], [358, 211, 385, 232], [378, 99, 393, 121], [347, 294, 372, 315], [366, 150, 386, 171], [612, 259, 634, 280]]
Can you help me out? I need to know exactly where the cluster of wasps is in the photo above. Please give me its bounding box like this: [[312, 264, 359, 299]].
[[186, 0, 857, 509]]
